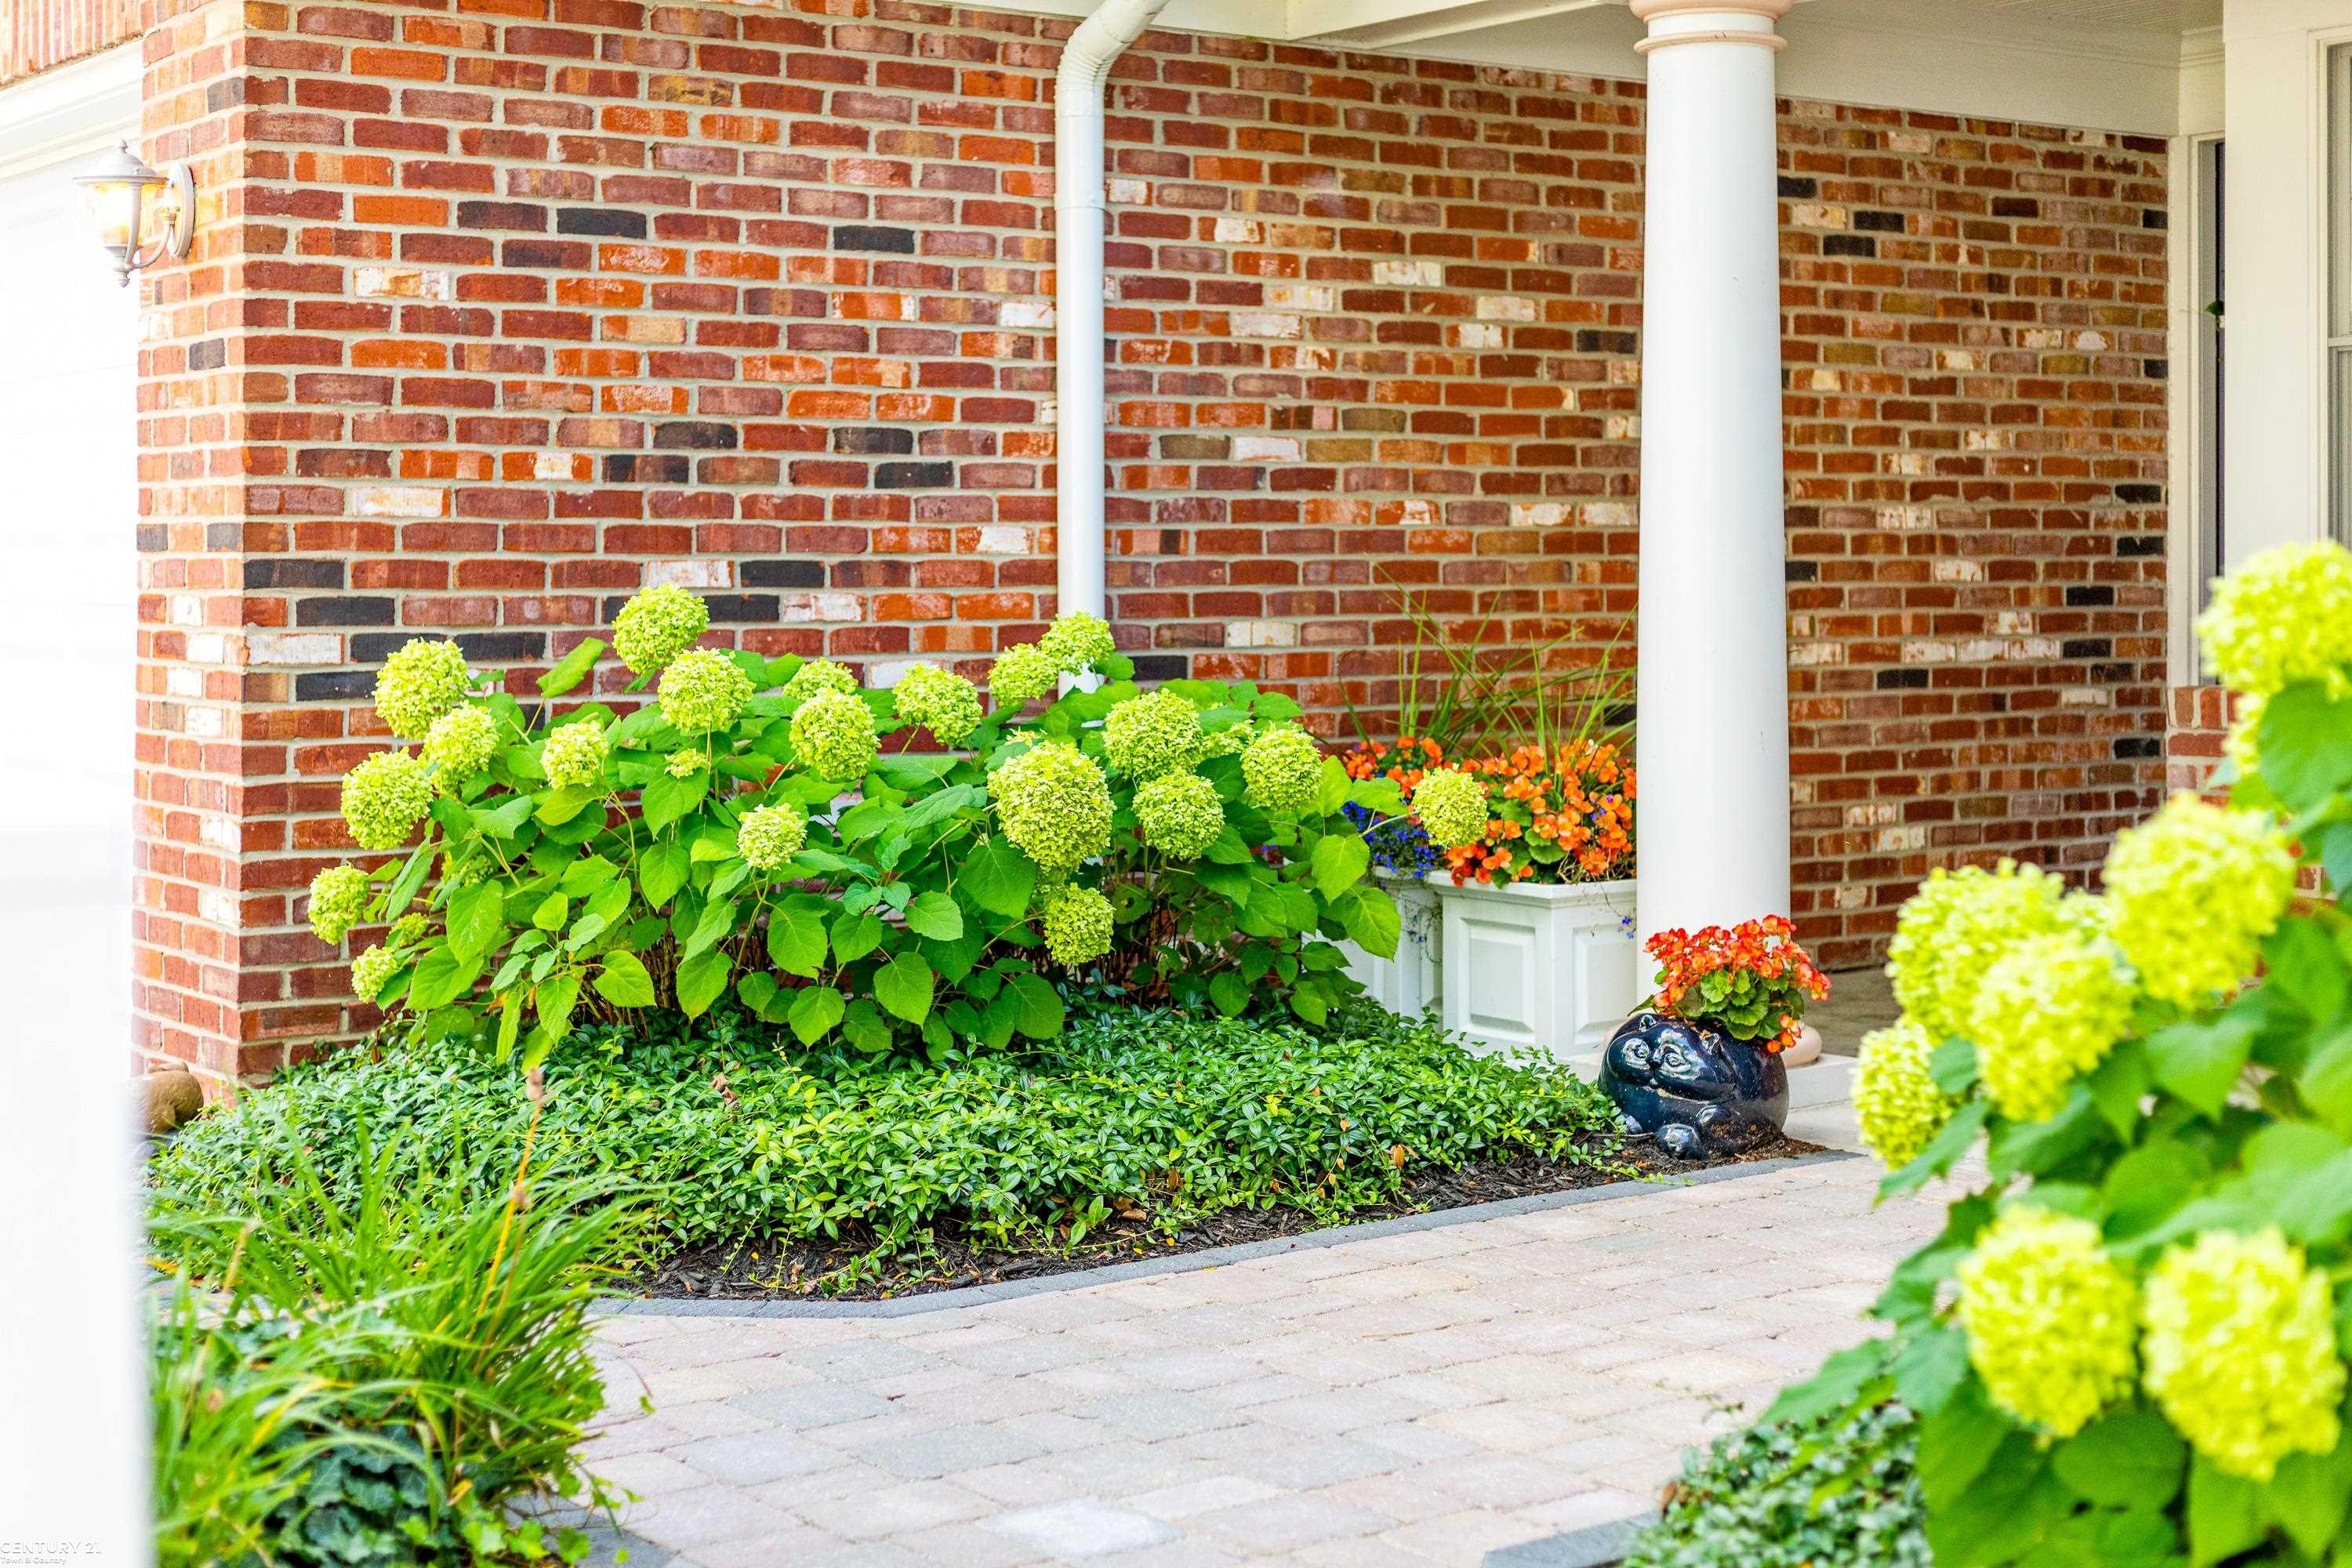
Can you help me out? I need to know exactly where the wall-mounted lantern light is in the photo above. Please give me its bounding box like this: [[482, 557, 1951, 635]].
[[74, 140, 194, 287]]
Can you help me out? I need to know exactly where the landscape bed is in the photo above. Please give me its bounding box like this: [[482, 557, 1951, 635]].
[[634, 1132, 1824, 1302], [146, 1002, 1796, 1301]]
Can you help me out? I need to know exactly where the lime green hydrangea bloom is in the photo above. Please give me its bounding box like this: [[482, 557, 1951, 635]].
[[891, 663, 983, 746], [1887, 861, 2098, 1047], [613, 583, 708, 677], [989, 742, 1114, 875], [789, 691, 879, 781], [1411, 768, 1490, 850], [1242, 725, 1323, 813], [2105, 793, 2296, 1010], [1196, 720, 1255, 758], [735, 803, 808, 871], [307, 865, 371, 946], [659, 648, 755, 735], [989, 643, 1058, 711], [1040, 611, 1116, 674], [2194, 539, 2352, 699], [665, 748, 707, 779], [2225, 694, 2264, 781], [1853, 1017, 1957, 1170], [1135, 771, 1225, 860], [1970, 927, 2135, 1122], [2143, 1228, 2345, 1480], [1955, 1207, 2140, 1439], [372, 637, 470, 739], [423, 703, 497, 777], [387, 913, 426, 947], [341, 750, 435, 851], [781, 658, 859, 704], [1041, 883, 1115, 967], [1104, 689, 1204, 780], [541, 720, 609, 791], [350, 945, 399, 1005]]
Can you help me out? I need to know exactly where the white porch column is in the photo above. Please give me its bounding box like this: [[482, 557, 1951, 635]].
[[1632, 0, 1792, 950]]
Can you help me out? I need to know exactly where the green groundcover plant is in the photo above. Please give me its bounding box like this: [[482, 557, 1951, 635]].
[[1771, 540, 2352, 1567], [151, 1139, 638, 1568], [1623, 1403, 1928, 1568], [314, 596, 1412, 1066], [149, 1005, 1621, 1279]]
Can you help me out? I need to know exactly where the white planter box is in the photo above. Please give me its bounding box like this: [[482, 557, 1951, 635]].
[[1344, 873, 1641, 1061]]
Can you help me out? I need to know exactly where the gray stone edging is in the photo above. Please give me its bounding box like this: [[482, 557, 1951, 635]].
[[1485, 1511, 1658, 1567], [596, 1148, 1860, 1320]]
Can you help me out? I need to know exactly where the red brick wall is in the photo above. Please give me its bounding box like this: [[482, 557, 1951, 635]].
[[2166, 682, 2235, 794], [2, 0, 137, 85], [131, 0, 2169, 1077]]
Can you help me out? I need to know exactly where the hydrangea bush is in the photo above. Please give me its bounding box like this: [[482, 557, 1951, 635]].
[[1773, 542, 2352, 1566], [302, 601, 1410, 1065]]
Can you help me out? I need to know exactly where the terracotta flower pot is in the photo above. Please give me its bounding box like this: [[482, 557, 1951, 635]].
[[1598, 1009, 1789, 1160]]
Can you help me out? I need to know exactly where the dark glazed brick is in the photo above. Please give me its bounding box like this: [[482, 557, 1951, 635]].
[[2143, 209, 2169, 229], [296, 597, 397, 626], [503, 239, 593, 269], [1784, 560, 1818, 581], [296, 670, 376, 701], [874, 460, 953, 488], [1876, 669, 1929, 690], [741, 559, 826, 588], [1574, 330, 1638, 354], [833, 225, 916, 253], [834, 426, 915, 455], [557, 208, 648, 238], [2065, 586, 2115, 607], [457, 201, 547, 231], [654, 422, 739, 450], [2117, 536, 2165, 557], [1777, 176, 1817, 198], [246, 559, 345, 589], [700, 594, 779, 622], [2114, 736, 2163, 758], [2062, 639, 2111, 659], [604, 455, 691, 483], [1823, 234, 1876, 257], [350, 631, 546, 662], [1853, 210, 1906, 232], [1128, 653, 1191, 683], [1992, 197, 2040, 218], [2115, 483, 2163, 505]]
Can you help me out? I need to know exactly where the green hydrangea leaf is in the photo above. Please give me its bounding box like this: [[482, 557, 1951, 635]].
[[674, 949, 730, 1020], [873, 951, 935, 1025], [592, 951, 655, 1008], [787, 984, 844, 1044], [2051, 1407, 2185, 1510]]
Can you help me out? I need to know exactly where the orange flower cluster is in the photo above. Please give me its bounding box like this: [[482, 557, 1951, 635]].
[[1644, 915, 1830, 1053], [1343, 736, 1635, 887]]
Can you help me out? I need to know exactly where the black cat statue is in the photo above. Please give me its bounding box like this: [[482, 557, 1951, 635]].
[[1597, 1008, 1789, 1160]]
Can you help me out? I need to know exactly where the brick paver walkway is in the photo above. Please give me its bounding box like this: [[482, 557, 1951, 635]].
[[583, 1156, 1938, 1567]]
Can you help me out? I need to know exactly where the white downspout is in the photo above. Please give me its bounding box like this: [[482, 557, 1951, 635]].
[[1054, 0, 1171, 626]]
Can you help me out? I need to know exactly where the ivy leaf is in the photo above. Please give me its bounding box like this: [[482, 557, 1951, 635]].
[[873, 951, 935, 1025], [765, 902, 829, 978], [674, 949, 731, 1020], [536, 637, 604, 699], [787, 985, 844, 1045], [592, 951, 656, 1008], [902, 891, 965, 942], [1308, 831, 1371, 899], [637, 842, 690, 910]]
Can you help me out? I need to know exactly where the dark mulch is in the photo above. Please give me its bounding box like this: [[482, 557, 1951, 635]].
[[624, 1132, 1824, 1304]]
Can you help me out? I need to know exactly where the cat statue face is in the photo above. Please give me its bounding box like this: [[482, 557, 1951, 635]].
[[1598, 1008, 1789, 1161]]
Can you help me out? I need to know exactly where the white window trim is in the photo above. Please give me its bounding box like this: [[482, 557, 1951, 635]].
[[0, 45, 141, 184], [2316, 26, 2352, 549], [2168, 131, 2225, 689]]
